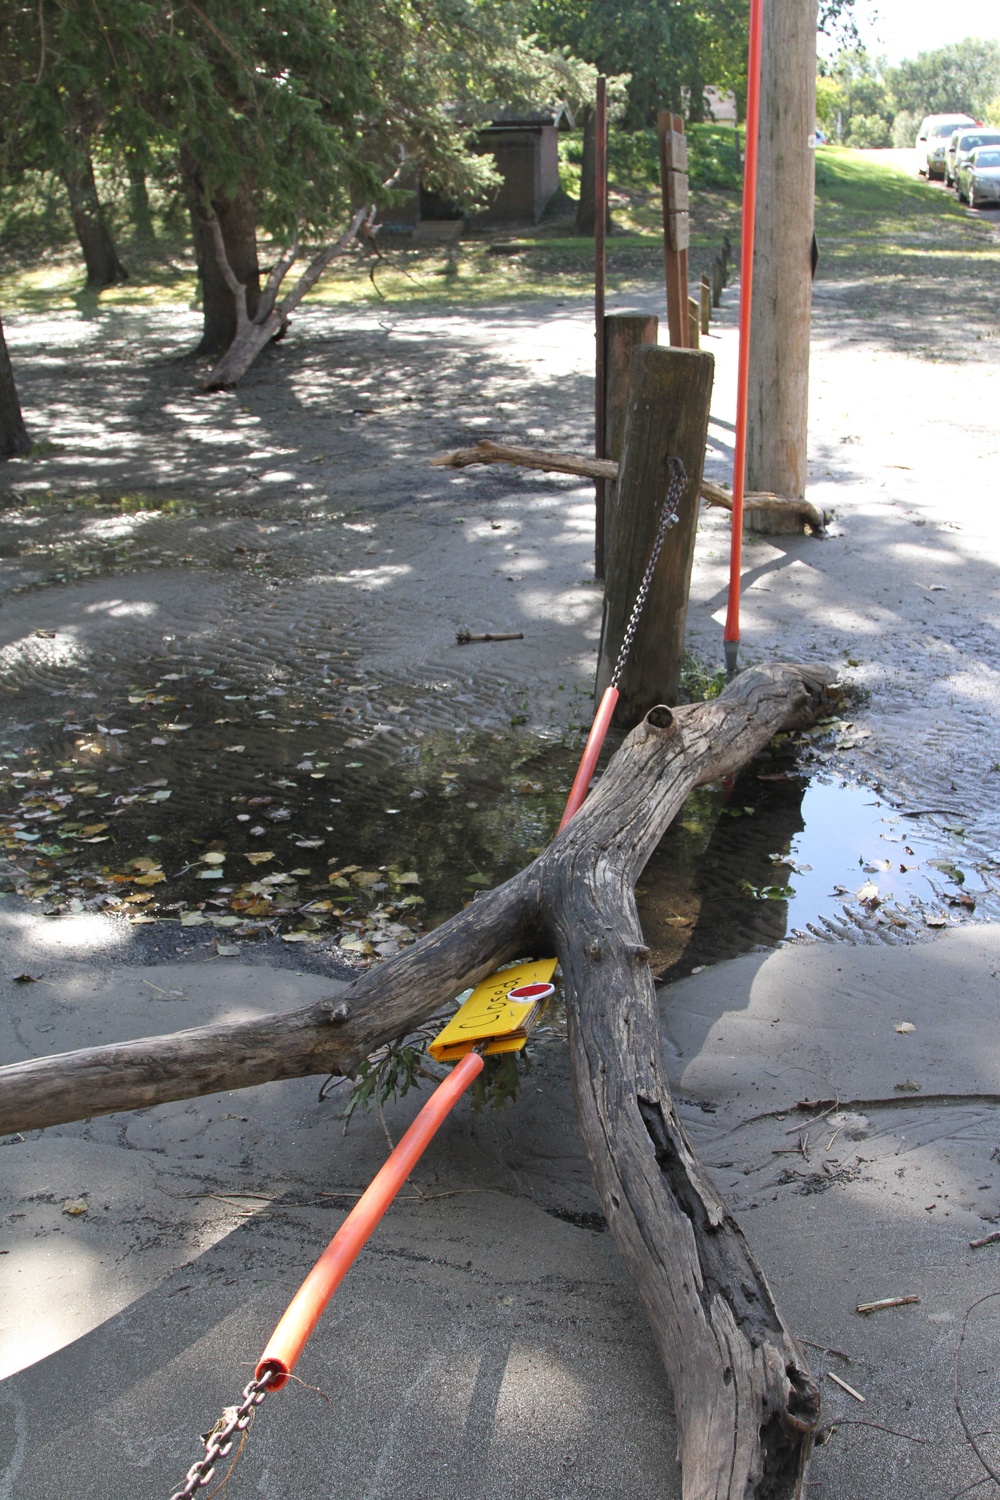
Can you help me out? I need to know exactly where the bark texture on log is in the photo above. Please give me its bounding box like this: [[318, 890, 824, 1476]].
[[0, 663, 831, 1498], [0, 317, 31, 460]]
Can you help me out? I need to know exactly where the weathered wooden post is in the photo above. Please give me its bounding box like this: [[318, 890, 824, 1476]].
[[699, 274, 711, 334], [687, 296, 700, 348], [595, 345, 714, 725], [745, 0, 817, 534], [712, 255, 723, 307], [722, 232, 732, 284], [602, 312, 659, 564], [658, 113, 689, 347]]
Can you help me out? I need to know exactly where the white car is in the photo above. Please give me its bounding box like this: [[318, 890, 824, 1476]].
[[957, 146, 1000, 208], [916, 113, 976, 178], [946, 128, 1000, 188]]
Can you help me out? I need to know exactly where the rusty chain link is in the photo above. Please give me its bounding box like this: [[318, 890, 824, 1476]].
[[610, 455, 687, 690], [168, 1373, 273, 1500]]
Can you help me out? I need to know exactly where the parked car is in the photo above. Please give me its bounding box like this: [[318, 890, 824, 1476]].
[[916, 113, 976, 178], [957, 145, 1000, 207], [946, 128, 1000, 187]]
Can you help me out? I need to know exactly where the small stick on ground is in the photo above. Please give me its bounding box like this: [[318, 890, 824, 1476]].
[[969, 1229, 1000, 1249], [856, 1296, 920, 1314], [456, 628, 524, 644], [828, 1372, 866, 1403]]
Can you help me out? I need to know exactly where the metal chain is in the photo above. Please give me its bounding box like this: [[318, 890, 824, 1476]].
[[610, 455, 687, 689], [168, 1374, 273, 1500]]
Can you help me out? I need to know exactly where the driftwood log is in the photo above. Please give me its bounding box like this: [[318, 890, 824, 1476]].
[[0, 664, 832, 1498], [431, 440, 828, 533]]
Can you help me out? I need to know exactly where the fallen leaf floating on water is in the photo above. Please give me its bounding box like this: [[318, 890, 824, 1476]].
[[855, 880, 880, 905], [200, 851, 226, 865], [62, 1198, 88, 1216], [245, 851, 274, 865]]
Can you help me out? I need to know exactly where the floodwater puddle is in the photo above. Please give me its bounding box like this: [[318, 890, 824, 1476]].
[[638, 748, 998, 980], [0, 677, 995, 977]]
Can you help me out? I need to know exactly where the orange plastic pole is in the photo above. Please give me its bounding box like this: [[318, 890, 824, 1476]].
[[723, 0, 764, 675], [255, 1048, 484, 1389], [557, 684, 619, 832]]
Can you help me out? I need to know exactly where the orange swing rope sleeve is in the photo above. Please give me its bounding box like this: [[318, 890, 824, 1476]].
[[255, 1048, 485, 1390], [557, 684, 619, 832]]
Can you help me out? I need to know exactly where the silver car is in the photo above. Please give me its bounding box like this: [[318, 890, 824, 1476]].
[[957, 146, 1000, 208], [917, 113, 976, 178], [946, 128, 1000, 188]]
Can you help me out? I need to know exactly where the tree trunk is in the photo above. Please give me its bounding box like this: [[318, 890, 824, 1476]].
[[745, 0, 817, 523], [0, 315, 31, 459], [0, 662, 831, 1497], [126, 156, 156, 245], [198, 210, 367, 390], [200, 308, 285, 389], [62, 155, 129, 288], [182, 153, 261, 356]]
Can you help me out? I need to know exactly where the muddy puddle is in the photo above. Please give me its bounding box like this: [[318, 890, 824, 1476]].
[[1, 669, 996, 978]]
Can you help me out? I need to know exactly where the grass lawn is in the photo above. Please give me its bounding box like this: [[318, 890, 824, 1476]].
[[0, 139, 995, 331]]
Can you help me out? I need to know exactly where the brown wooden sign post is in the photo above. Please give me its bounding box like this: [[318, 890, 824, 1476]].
[[658, 113, 690, 347]]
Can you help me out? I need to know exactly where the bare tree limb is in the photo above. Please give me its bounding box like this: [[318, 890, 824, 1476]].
[[430, 441, 828, 533], [203, 205, 248, 330], [0, 662, 832, 1498], [278, 205, 369, 317], [256, 234, 300, 323], [431, 437, 618, 481]]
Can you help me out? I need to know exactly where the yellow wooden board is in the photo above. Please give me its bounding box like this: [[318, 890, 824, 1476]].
[[428, 959, 558, 1062]]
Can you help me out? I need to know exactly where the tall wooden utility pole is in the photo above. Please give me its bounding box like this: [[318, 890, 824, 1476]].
[[745, 0, 817, 518]]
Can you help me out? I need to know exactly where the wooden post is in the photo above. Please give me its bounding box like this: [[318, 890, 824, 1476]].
[[746, 0, 817, 533], [603, 312, 659, 566], [687, 296, 700, 348], [596, 345, 714, 725], [722, 232, 731, 284], [658, 113, 689, 347], [699, 275, 711, 333], [712, 255, 723, 307], [594, 76, 609, 576]]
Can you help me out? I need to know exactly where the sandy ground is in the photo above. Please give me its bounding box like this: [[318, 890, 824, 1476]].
[[2, 150, 1000, 1498]]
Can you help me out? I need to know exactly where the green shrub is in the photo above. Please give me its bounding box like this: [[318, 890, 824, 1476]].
[[847, 113, 892, 148]]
